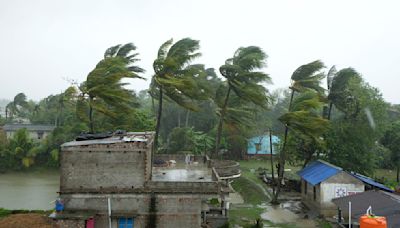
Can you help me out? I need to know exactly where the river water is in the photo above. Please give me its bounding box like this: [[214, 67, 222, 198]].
[[0, 170, 59, 210]]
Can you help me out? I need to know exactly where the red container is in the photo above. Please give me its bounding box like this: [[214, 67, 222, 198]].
[[359, 215, 387, 228]]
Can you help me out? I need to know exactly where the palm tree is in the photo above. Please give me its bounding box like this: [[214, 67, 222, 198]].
[[279, 91, 329, 165], [57, 86, 77, 126], [327, 67, 362, 119], [272, 60, 325, 203], [6, 93, 29, 120], [214, 46, 271, 157], [78, 43, 144, 132], [151, 38, 202, 151]]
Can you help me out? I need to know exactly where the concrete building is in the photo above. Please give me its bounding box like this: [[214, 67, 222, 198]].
[[247, 134, 279, 156], [1, 124, 55, 140], [298, 160, 365, 217], [298, 160, 394, 217], [54, 132, 236, 228]]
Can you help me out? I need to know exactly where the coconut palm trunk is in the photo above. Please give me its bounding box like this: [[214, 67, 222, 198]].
[[154, 88, 163, 151], [272, 88, 295, 204], [89, 98, 94, 133], [215, 87, 231, 157], [269, 130, 275, 195]]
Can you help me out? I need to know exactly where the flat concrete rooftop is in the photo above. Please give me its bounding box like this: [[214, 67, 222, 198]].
[[152, 163, 212, 182]]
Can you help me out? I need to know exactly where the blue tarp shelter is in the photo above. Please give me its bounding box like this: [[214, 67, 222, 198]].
[[247, 134, 279, 155]]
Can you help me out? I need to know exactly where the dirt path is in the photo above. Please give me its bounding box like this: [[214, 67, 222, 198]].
[[0, 214, 52, 228]]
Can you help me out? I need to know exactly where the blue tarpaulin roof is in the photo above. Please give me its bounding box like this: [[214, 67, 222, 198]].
[[349, 172, 394, 192], [297, 160, 341, 186]]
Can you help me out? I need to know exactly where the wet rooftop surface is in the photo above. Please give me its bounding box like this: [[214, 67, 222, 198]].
[[152, 163, 212, 182]]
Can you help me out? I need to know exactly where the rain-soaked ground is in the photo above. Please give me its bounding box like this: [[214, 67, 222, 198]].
[[231, 190, 318, 227], [259, 201, 317, 227]]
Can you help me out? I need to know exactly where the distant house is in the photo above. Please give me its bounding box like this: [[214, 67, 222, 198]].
[[247, 134, 279, 156], [298, 160, 393, 217], [333, 190, 400, 227], [1, 124, 55, 140]]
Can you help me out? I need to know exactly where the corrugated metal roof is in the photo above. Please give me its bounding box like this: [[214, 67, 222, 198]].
[[297, 160, 341, 186], [61, 132, 154, 147], [349, 172, 394, 192], [332, 190, 400, 228], [2, 124, 55, 131]]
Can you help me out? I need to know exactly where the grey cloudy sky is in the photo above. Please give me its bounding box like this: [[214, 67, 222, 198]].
[[0, 0, 399, 103]]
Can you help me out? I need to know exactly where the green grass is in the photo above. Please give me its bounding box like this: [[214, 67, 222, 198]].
[[239, 159, 302, 181], [231, 177, 268, 204], [316, 219, 333, 228], [229, 207, 264, 227], [230, 159, 333, 228], [0, 208, 52, 218], [0, 208, 11, 218], [375, 169, 398, 182]]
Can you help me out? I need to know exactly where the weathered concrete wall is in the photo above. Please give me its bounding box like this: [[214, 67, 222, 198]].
[[320, 171, 364, 216], [61, 193, 212, 228], [301, 171, 364, 217], [53, 219, 86, 228], [154, 154, 206, 163], [6, 131, 50, 140], [301, 179, 321, 212], [60, 143, 151, 191]]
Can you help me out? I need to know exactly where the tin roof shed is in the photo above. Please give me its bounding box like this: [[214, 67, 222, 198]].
[[297, 160, 341, 186]]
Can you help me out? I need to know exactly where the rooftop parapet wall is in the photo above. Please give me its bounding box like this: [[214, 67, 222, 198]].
[[60, 132, 154, 192]]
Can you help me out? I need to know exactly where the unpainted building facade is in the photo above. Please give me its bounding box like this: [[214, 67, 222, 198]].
[[54, 132, 231, 228]]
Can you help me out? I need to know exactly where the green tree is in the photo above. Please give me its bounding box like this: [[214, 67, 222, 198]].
[[8, 128, 37, 168], [6, 93, 29, 120], [151, 38, 203, 150], [280, 91, 329, 167], [215, 46, 271, 157], [326, 75, 389, 175], [327, 67, 363, 119], [77, 43, 144, 132], [273, 60, 325, 203]]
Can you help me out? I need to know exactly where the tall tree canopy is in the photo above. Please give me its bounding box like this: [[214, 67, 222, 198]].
[[151, 38, 203, 150], [381, 121, 400, 181], [215, 46, 271, 156], [77, 43, 144, 132]]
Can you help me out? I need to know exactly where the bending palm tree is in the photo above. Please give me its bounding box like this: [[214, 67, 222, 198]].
[[151, 38, 202, 151], [77, 43, 144, 132], [327, 67, 362, 119], [215, 46, 271, 157], [272, 60, 325, 203]]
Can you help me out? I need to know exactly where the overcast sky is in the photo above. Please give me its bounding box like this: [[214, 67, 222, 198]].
[[0, 0, 399, 103]]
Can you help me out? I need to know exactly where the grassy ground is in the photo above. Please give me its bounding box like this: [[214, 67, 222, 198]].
[[239, 158, 302, 181], [374, 168, 399, 187], [229, 159, 333, 228]]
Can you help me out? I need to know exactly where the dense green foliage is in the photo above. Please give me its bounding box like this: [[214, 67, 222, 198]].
[[0, 38, 398, 188]]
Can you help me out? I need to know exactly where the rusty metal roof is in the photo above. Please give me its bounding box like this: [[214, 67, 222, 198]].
[[61, 132, 154, 147]]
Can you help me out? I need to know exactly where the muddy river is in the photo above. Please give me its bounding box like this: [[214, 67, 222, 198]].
[[0, 170, 59, 210]]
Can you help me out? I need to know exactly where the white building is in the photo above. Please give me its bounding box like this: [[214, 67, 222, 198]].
[[298, 160, 365, 217], [1, 124, 55, 140]]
